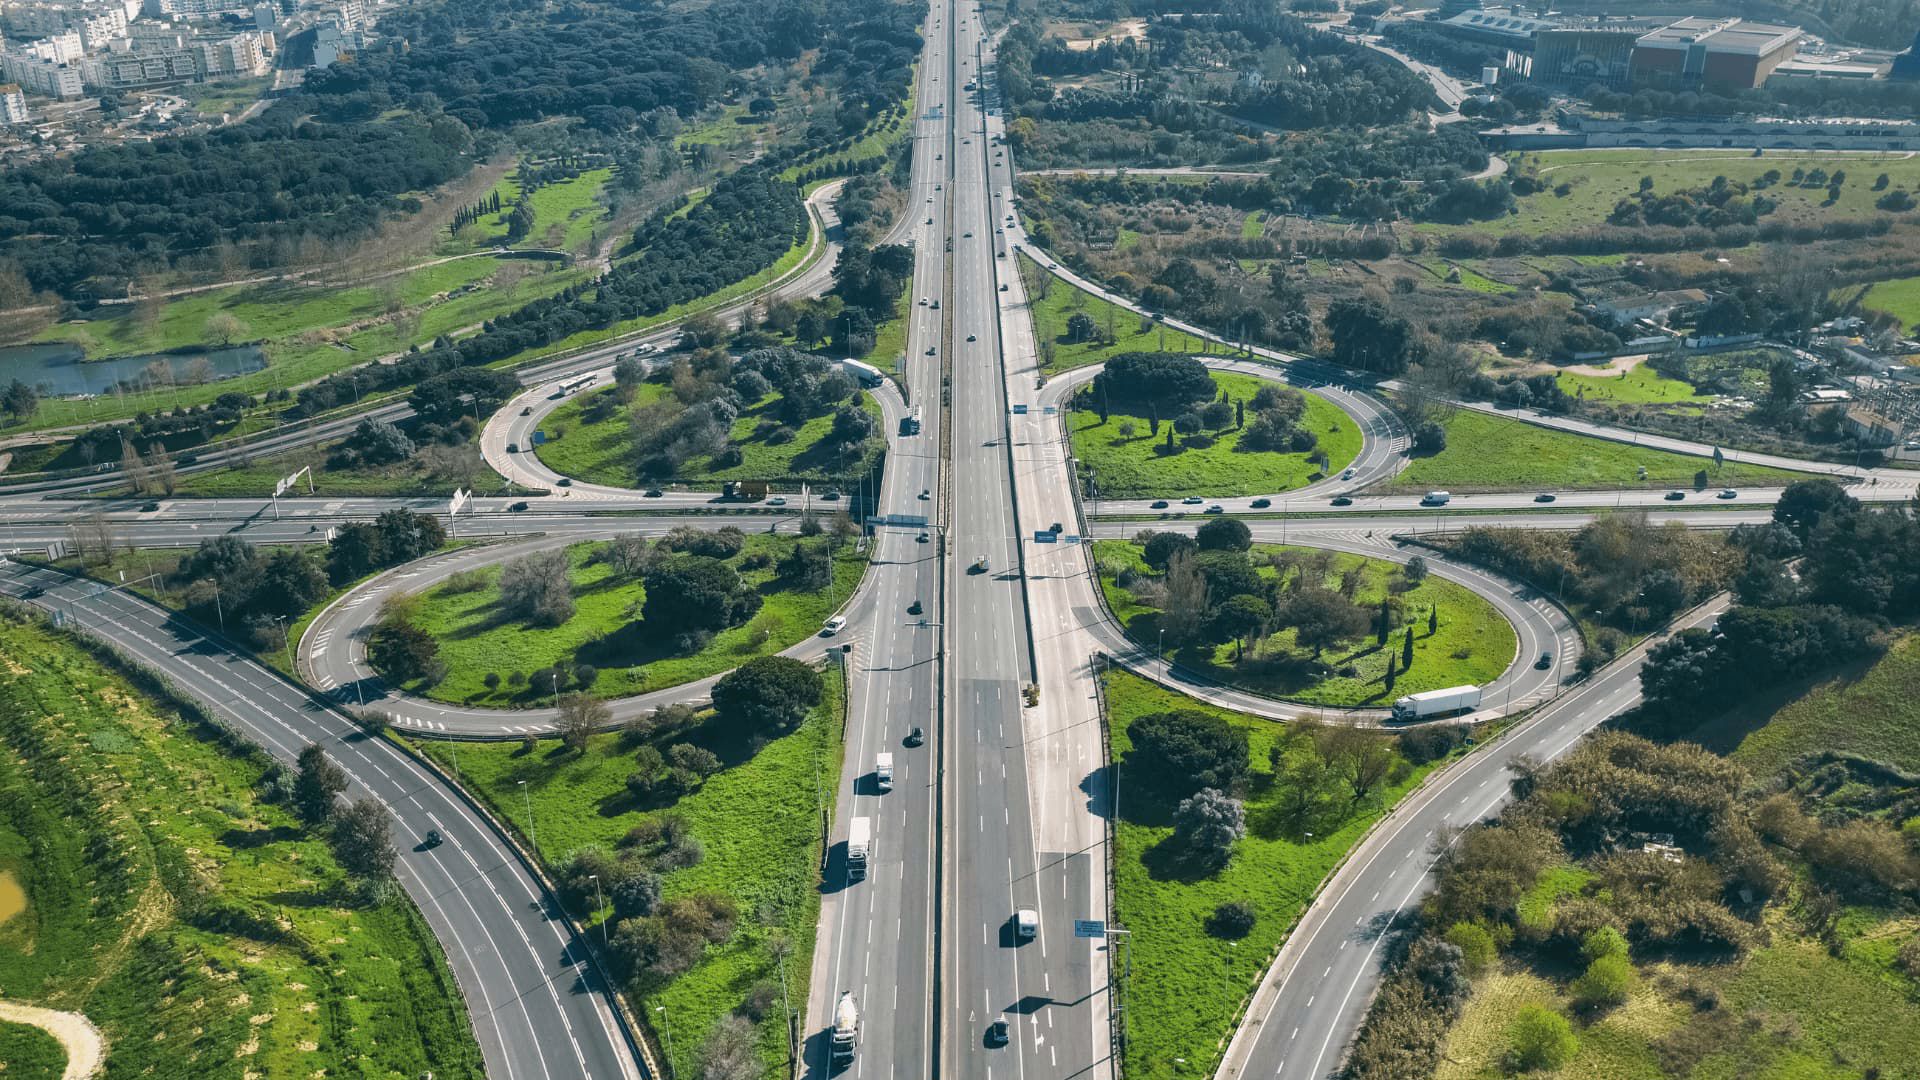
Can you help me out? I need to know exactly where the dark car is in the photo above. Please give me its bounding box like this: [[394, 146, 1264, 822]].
[[985, 1019, 1009, 1047], [423, 829, 443, 848], [1534, 492, 1557, 503], [1535, 652, 1553, 670], [966, 334, 978, 342], [1150, 500, 1169, 509], [510, 501, 530, 512], [824, 489, 842, 501], [557, 477, 573, 487], [140, 501, 161, 512], [1664, 490, 1686, 501], [1331, 496, 1354, 507], [644, 488, 664, 498], [1049, 522, 1063, 533], [521, 406, 533, 416], [905, 727, 924, 747], [506, 442, 519, 453], [1250, 498, 1271, 508]]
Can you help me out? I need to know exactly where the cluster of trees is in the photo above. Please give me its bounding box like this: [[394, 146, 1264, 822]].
[[1350, 719, 1920, 1079], [1634, 480, 1920, 732], [285, 743, 395, 888], [1113, 525, 1437, 684], [171, 534, 330, 649], [0, 114, 472, 298], [325, 508, 447, 586], [1607, 174, 1778, 231], [293, 167, 803, 420], [1445, 514, 1737, 667], [64, 391, 260, 467]]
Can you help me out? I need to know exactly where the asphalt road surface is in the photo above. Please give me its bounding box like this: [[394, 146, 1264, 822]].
[[0, 557, 646, 1080]]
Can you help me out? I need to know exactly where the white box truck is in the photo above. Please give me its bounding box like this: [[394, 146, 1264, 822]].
[[875, 753, 894, 793], [847, 816, 872, 881], [1391, 685, 1481, 722], [830, 991, 860, 1068], [1421, 490, 1452, 506]]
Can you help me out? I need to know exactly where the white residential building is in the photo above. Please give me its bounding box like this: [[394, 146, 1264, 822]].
[[0, 81, 28, 122], [23, 28, 81, 62], [0, 44, 83, 96]]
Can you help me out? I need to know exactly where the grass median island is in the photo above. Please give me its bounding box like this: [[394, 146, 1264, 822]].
[[0, 612, 482, 1078], [1018, 252, 1218, 373], [533, 371, 885, 489], [1388, 409, 1814, 494], [397, 533, 865, 704], [1095, 538, 1513, 707], [1070, 372, 1361, 498], [416, 670, 843, 1079], [0, 1020, 64, 1079], [1104, 669, 1458, 1080]]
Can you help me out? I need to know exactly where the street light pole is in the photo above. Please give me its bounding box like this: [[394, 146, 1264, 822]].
[[517, 779, 538, 853], [655, 1005, 674, 1079], [589, 873, 607, 947]]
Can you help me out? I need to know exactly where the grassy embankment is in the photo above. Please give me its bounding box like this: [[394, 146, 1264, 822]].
[[402, 534, 865, 704], [1105, 669, 1458, 1080], [1552, 359, 1711, 406], [1094, 539, 1514, 707], [1425, 149, 1920, 237], [1387, 410, 1814, 494], [1018, 252, 1220, 374], [417, 671, 844, 1078], [0, 612, 483, 1078], [1069, 372, 1361, 498], [533, 381, 884, 489]]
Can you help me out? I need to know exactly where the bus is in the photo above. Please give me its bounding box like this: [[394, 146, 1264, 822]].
[[899, 406, 923, 436], [554, 374, 596, 397]]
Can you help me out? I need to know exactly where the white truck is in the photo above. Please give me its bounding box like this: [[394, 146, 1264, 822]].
[[875, 753, 894, 793], [847, 816, 872, 881], [1391, 684, 1482, 722], [1421, 490, 1452, 506], [830, 991, 860, 1068], [840, 358, 885, 388]]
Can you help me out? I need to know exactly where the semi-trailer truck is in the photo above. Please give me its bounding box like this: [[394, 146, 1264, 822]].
[[847, 816, 872, 881], [830, 991, 860, 1069], [840, 358, 885, 388], [1390, 684, 1481, 722]]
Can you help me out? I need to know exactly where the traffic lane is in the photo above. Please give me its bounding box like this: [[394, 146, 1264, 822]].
[[1223, 598, 1726, 1080], [1094, 483, 1916, 518], [0, 559, 643, 1080]]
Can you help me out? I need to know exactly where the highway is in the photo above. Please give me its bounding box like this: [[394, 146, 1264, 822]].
[[0, 557, 647, 1080], [1211, 596, 1726, 1080], [796, 5, 950, 1075]]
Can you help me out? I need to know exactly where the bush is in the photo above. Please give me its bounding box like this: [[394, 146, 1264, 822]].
[[1128, 710, 1250, 799], [1571, 952, 1635, 1008], [1506, 1005, 1577, 1071], [1207, 900, 1257, 939], [1581, 925, 1628, 962], [1444, 921, 1497, 975]]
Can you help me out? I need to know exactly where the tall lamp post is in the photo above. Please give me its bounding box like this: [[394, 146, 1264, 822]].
[[516, 779, 538, 852], [655, 1005, 675, 1079]]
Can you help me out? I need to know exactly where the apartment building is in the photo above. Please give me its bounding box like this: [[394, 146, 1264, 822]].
[[0, 81, 28, 122]]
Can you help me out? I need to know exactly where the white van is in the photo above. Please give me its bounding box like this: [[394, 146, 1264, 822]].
[[1421, 491, 1452, 506], [875, 753, 894, 793], [822, 615, 847, 636], [1015, 909, 1038, 939]]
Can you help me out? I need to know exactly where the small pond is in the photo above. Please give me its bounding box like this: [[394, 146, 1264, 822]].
[[0, 342, 267, 398]]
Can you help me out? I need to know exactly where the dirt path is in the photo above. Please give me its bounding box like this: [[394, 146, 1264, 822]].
[[1527, 352, 1655, 378], [0, 1001, 105, 1079]]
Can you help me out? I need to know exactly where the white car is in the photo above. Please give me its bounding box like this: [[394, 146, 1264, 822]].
[[821, 615, 847, 636], [919, 297, 929, 306], [1015, 909, 1038, 939], [1341, 468, 1355, 480], [767, 496, 788, 506]]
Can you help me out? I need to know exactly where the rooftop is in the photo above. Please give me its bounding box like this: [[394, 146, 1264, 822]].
[[1440, 9, 1555, 37], [1636, 16, 1802, 57]]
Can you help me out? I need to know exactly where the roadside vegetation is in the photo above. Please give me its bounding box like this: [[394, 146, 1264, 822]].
[[0, 610, 481, 1078], [1104, 669, 1471, 1080], [418, 662, 842, 1080], [1018, 251, 1217, 373], [1349, 481, 1920, 1080], [531, 350, 885, 490], [1094, 532, 1513, 707], [0, 1020, 64, 1079], [1386, 410, 1811, 494], [1069, 364, 1361, 498], [371, 528, 864, 704]]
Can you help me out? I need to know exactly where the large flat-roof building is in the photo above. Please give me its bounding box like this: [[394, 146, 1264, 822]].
[[1629, 17, 1803, 92], [1531, 18, 1670, 89]]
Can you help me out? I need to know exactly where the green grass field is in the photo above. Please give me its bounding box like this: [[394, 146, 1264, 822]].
[[1095, 539, 1514, 706], [1439, 149, 1920, 236], [1554, 359, 1711, 406], [1864, 275, 1920, 333], [10, 256, 588, 435], [1105, 670, 1449, 1080], [401, 535, 865, 704], [0, 613, 482, 1078], [533, 381, 883, 487], [417, 673, 843, 1078], [0, 1020, 64, 1079], [1070, 372, 1361, 498], [1674, 631, 1920, 776], [1387, 410, 1811, 493], [1019, 253, 1220, 373], [164, 437, 524, 498]]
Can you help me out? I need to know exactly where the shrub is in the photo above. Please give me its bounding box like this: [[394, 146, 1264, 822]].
[[1571, 952, 1635, 1008], [1444, 921, 1497, 975], [1506, 1005, 1577, 1071], [1207, 900, 1257, 939], [1581, 925, 1628, 962]]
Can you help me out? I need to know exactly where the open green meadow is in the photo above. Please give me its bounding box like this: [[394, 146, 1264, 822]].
[[1105, 669, 1451, 1080], [401, 534, 865, 703], [1553, 359, 1712, 406], [1095, 539, 1514, 707], [1019, 253, 1222, 373], [418, 673, 843, 1078], [1387, 410, 1812, 493], [0, 612, 482, 1078], [1070, 372, 1361, 498], [1863, 275, 1920, 333], [1436, 149, 1920, 236]]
